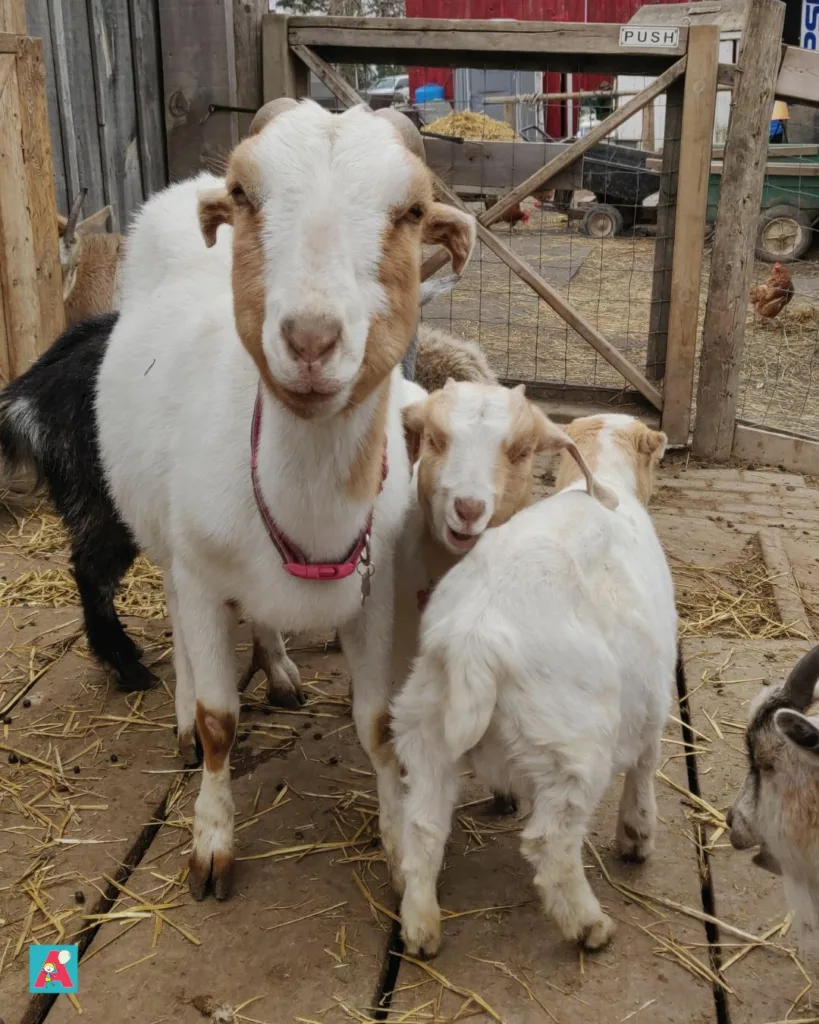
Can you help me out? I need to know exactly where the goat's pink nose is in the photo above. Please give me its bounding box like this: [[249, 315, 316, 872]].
[[454, 497, 486, 525], [281, 314, 342, 364]]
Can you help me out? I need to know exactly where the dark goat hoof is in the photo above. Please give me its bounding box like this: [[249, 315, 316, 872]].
[[115, 660, 158, 692]]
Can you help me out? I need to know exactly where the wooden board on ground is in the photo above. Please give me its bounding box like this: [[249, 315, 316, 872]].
[[387, 713, 715, 1024], [682, 638, 818, 1023], [46, 647, 391, 1024]]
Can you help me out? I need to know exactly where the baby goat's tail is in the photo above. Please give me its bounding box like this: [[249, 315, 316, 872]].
[[441, 617, 514, 761], [0, 391, 45, 488]]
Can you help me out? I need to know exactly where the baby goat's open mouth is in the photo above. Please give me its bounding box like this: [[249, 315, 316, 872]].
[[445, 525, 481, 552]]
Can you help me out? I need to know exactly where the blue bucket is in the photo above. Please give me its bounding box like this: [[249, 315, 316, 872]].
[[415, 84, 445, 104]]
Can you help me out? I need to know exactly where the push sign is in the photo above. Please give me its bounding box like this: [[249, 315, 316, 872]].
[[803, 0, 819, 49], [619, 26, 680, 48]]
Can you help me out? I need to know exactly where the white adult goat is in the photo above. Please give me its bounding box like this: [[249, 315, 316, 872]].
[[95, 99, 475, 899], [391, 413, 673, 956]]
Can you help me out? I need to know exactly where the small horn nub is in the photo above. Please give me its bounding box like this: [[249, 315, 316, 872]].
[[248, 97, 299, 136], [373, 107, 426, 163], [781, 646, 819, 710], [63, 187, 88, 245]]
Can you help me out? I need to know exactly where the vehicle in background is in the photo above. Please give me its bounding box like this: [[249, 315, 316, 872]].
[[368, 74, 410, 109]]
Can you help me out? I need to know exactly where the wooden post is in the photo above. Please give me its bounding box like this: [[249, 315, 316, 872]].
[[0, 0, 24, 33], [262, 14, 308, 102], [647, 79, 683, 381], [0, 37, 64, 380], [640, 101, 655, 150], [693, 0, 787, 461], [660, 25, 720, 446]]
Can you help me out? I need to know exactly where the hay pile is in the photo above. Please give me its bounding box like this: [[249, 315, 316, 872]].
[[425, 110, 518, 141]]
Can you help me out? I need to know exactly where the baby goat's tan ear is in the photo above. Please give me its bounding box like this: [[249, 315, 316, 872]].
[[198, 188, 233, 248], [402, 399, 428, 466], [77, 205, 112, 235], [634, 423, 667, 461], [531, 406, 619, 511], [423, 204, 476, 274]]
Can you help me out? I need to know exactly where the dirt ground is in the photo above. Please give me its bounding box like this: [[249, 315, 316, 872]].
[[2, 449, 819, 1024], [421, 209, 819, 440]]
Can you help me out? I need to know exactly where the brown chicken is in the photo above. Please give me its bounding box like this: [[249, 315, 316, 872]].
[[750, 262, 794, 320], [499, 203, 530, 227]]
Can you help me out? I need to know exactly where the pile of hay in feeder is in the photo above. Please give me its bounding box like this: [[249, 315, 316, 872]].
[[425, 111, 518, 141]]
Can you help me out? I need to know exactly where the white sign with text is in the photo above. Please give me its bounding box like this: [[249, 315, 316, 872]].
[[619, 26, 680, 48]]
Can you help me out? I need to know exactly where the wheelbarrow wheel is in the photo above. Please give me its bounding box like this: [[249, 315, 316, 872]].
[[755, 205, 812, 263], [580, 204, 624, 239]]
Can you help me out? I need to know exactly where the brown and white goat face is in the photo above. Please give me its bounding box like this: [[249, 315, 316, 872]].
[[198, 101, 475, 419], [729, 647, 819, 886], [402, 381, 573, 555], [57, 205, 112, 301]]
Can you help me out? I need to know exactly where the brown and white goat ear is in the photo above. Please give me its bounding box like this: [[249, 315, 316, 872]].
[[423, 205, 476, 275], [775, 708, 819, 760], [402, 399, 428, 466], [634, 423, 668, 461], [531, 406, 619, 511], [781, 645, 819, 710], [76, 205, 112, 235], [198, 187, 233, 248]]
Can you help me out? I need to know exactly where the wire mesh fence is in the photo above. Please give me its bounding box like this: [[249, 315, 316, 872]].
[[734, 148, 819, 441], [322, 63, 684, 400]]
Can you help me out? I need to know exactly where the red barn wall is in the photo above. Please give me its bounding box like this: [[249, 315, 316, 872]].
[[405, 0, 680, 134]]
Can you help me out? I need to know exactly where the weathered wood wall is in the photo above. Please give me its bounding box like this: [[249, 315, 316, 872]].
[[24, 0, 166, 231]]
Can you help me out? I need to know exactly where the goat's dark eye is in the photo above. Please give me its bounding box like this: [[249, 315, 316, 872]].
[[405, 204, 424, 223], [230, 184, 247, 203]]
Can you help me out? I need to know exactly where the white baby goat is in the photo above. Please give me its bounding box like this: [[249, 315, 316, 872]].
[[391, 413, 673, 956], [728, 645, 819, 955], [95, 99, 475, 899]]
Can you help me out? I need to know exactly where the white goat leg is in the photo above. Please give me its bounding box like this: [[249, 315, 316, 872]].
[[173, 566, 239, 900], [340, 560, 405, 891], [166, 576, 198, 767], [520, 764, 615, 951], [399, 743, 459, 958], [238, 624, 304, 708], [616, 733, 661, 863]]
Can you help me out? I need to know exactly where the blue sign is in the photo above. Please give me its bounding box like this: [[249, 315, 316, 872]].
[[803, 0, 819, 49]]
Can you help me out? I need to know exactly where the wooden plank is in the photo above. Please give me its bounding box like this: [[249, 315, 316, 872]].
[[25, 0, 68, 214], [129, 0, 167, 197], [159, 0, 239, 181], [0, 57, 41, 378], [0, 31, 19, 51], [15, 36, 65, 355], [89, 0, 142, 231], [262, 13, 308, 102], [54, 0, 106, 214], [710, 160, 819, 176], [758, 528, 813, 637], [0, 0, 24, 32], [776, 43, 819, 106], [296, 46, 663, 410], [0, 49, 13, 383], [647, 78, 683, 382], [693, 0, 787, 462], [233, 0, 266, 138], [423, 136, 580, 193], [732, 423, 819, 476], [661, 25, 720, 446]]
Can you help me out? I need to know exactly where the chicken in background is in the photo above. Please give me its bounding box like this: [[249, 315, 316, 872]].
[[750, 261, 795, 320], [498, 202, 530, 227]]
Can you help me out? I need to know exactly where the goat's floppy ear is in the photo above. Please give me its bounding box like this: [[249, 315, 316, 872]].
[[198, 188, 233, 248], [531, 406, 619, 511], [77, 206, 112, 235], [635, 423, 667, 460], [402, 400, 428, 466], [752, 845, 783, 876], [775, 708, 819, 760], [423, 204, 476, 275]]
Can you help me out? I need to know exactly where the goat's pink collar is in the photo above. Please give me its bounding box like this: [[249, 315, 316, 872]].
[[250, 388, 388, 581]]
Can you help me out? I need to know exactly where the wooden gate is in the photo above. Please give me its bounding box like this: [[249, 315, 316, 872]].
[[263, 14, 721, 445]]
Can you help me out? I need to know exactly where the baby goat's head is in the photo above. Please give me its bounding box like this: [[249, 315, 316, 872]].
[[402, 381, 606, 555], [57, 190, 113, 302], [198, 100, 475, 419], [728, 647, 819, 882], [555, 413, 666, 505]]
